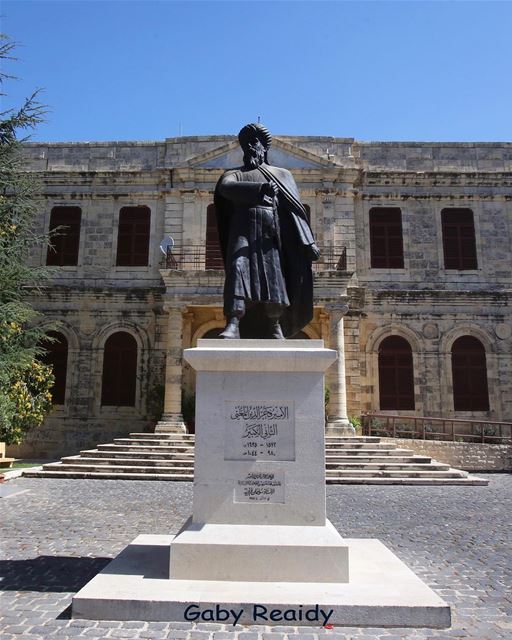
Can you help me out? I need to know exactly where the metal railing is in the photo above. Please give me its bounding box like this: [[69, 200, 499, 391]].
[[361, 412, 512, 444], [161, 245, 347, 272]]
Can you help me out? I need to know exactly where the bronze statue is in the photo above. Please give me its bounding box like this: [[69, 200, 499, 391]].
[[214, 123, 320, 339]]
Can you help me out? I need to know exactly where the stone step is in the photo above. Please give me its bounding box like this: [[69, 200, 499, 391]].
[[113, 438, 197, 447], [325, 454, 431, 463], [326, 448, 414, 456], [128, 433, 196, 441], [325, 469, 466, 478], [326, 476, 488, 486], [23, 469, 194, 481], [326, 462, 449, 471], [24, 434, 488, 485], [61, 457, 444, 472], [325, 436, 382, 443], [97, 444, 194, 453], [80, 449, 195, 460], [97, 443, 407, 457], [61, 456, 194, 468], [41, 462, 194, 475], [23, 469, 487, 485], [325, 442, 396, 450]]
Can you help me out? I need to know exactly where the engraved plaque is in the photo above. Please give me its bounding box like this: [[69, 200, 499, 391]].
[[234, 470, 285, 503], [224, 401, 295, 461]]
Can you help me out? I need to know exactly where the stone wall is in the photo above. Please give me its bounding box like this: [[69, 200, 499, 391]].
[[382, 437, 512, 472], [7, 287, 166, 459]]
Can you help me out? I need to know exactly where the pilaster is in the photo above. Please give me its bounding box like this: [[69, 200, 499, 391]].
[[155, 303, 187, 433]]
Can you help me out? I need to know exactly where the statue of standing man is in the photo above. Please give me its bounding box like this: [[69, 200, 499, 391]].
[[214, 123, 320, 339]]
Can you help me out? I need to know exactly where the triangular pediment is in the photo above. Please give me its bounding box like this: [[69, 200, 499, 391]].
[[187, 138, 340, 170]]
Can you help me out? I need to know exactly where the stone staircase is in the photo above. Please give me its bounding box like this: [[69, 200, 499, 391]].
[[24, 433, 487, 485]]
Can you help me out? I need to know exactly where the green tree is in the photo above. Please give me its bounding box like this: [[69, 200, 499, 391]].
[[0, 35, 55, 445]]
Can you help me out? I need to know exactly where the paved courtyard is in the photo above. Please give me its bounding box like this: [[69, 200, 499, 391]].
[[1, 474, 510, 640]]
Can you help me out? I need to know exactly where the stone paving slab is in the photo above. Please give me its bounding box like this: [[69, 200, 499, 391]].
[[0, 474, 511, 639]]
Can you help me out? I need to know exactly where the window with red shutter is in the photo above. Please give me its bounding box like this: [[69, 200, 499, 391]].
[[46, 206, 81, 266], [116, 206, 150, 266], [441, 208, 477, 270], [205, 204, 222, 269], [101, 332, 137, 406], [40, 331, 68, 405], [378, 335, 415, 410], [369, 208, 404, 268], [451, 336, 489, 411]]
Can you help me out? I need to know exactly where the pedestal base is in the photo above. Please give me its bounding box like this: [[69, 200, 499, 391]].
[[155, 414, 187, 433], [326, 421, 356, 437], [169, 518, 348, 583], [72, 534, 450, 628]]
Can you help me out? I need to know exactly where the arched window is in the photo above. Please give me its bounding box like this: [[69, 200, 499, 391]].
[[205, 204, 222, 269], [451, 336, 489, 411], [101, 332, 138, 406], [116, 206, 151, 266], [40, 331, 69, 405], [378, 336, 415, 410]]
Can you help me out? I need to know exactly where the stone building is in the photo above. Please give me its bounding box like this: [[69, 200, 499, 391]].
[[11, 135, 512, 459]]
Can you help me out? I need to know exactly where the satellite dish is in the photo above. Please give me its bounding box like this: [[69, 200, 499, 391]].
[[159, 235, 174, 255]]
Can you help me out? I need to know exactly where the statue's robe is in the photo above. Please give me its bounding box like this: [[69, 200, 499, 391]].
[[214, 163, 315, 338]]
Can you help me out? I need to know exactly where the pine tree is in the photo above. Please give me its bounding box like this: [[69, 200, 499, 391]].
[[0, 35, 55, 445]]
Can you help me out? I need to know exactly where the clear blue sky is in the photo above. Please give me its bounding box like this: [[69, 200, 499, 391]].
[[2, 0, 512, 142]]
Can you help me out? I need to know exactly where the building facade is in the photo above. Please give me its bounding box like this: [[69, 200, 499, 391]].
[[11, 135, 512, 458]]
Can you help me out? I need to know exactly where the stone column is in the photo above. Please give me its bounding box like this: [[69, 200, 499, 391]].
[[326, 303, 355, 436], [155, 304, 187, 433]]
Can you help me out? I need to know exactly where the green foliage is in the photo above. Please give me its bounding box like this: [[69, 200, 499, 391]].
[[324, 386, 330, 409], [349, 414, 362, 435], [349, 414, 361, 429], [0, 35, 55, 445]]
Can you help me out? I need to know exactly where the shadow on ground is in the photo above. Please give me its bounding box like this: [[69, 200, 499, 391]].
[[0, 556, 111, 592]]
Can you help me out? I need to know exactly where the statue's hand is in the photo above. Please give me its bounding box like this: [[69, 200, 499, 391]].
[[306, 243, 321, 261], [260, 181, 279, 204]]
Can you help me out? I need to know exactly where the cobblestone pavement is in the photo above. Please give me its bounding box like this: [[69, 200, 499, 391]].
[[1, 474, 511, 640]]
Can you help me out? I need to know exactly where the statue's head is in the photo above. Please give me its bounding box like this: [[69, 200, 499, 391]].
[[238, 123, 272, 169]]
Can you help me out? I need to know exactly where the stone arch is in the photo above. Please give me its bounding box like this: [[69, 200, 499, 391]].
[[440, 324, 496, 356]]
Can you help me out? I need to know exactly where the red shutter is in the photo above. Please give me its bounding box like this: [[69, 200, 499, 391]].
[[205, 204, 222, 269], [378, 336, 415, 410], [46, 207, 81, 266], [116, 207, 150, 266], [101, 332, 137, 406], [369, 208, 404, 269], [41, 331, 68, 404], [451, 336, 489, 411], [442, 209, 477, 270]]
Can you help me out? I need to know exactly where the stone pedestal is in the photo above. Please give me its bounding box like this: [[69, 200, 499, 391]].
[[170, 339, 348, 583], [72, 340, 450, 628]]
